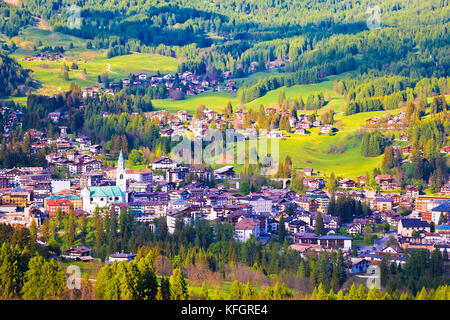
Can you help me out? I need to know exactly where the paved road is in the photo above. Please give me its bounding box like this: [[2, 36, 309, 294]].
[[356, 231, 397, 255], [374, 231, 397, 250]]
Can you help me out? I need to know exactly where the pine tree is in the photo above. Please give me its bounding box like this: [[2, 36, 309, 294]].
[[314, 213, 325, 236], [416, 287, 429, 300], [22, 256, 65, 300], [169, 268, 188, 300], [201, 281, 209, 300], [382, 146, 394, 170], [328, 172, 337, 193], [242, 280, 257, 300], [367, 287, 384, 300], [212, 285, 224, 300], [30, 219, 37, 243], [229, 280, 243, 300], [357, 284, 367, 300], [160, 277, 171, 300], [345, 283, 359, 300], [67, 212, 76, 249], [40, 217, 50, 242]]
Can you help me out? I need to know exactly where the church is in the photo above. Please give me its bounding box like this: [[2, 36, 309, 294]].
[[81, 151, 128, 213]]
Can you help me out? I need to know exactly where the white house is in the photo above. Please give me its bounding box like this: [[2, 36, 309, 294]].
[[234, 218, 260, 242], [152, 157, 177, 170], [244, 196, 272, 214]]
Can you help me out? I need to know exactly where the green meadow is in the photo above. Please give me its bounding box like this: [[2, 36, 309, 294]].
[[152, 75, 345, 114], [10, 27, 180, 95], [279, 132, 382, 178]]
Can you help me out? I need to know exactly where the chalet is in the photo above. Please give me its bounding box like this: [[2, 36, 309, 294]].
[[108, 253, 136, 263], [320, 125, 336, 134], [267, 129, 283, 139], [214, 166, 236, 180], [401, 145, 413, 155], [47, 112, 61, 123], [160, 128, 174, 137], [298, 120, 311, 129], [65, 246, 92, 260], [312, 120, 322, 127], [294, 128, 307, 135], [357, 176, 367, 185], [295, 196, 317, 212], [348, 223, 363, 235], [304, 178, 324, 189], [339, 178, 356, 189], [175, 110, 189, 122], [351, 258, 371, 273], [285, 218, 308, 234], [440, 184, 450, 195], [89, 145, 103, 155], [375, 174, 392, 185], [137, 73, 147, 80], [379, 210, 401, 226], [152, 157, 177, 170], [365, 118, 378, 125], [405, 185, 419, 198], [379, 245, 403, 257], [440, 146, 450, 154], [375, 197, 393, 212]]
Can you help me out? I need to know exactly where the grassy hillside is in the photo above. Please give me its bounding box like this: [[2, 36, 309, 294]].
[[10, 27, 180, 95], [152, 75, 348, 114]]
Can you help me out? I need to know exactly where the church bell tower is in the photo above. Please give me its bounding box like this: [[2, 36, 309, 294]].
[[116, 150, 127, 193]]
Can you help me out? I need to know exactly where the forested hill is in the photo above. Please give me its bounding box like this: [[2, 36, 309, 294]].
[[0, 52, 30, 97], [7, 0, 450, 102]]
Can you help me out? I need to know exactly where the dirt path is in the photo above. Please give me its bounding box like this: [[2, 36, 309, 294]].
[[106, 63, 118, 74]]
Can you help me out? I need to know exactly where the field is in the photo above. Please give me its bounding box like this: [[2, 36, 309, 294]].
[[10, 27, 180, 95], [279, 131, 382, 178], [152, 74, 349, 114]]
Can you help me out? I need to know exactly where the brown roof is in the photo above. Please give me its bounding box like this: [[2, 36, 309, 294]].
[[235, 218, 259, 230]]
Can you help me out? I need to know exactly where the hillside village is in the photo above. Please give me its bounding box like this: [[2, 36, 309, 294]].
[[0, 114, 449, 270]]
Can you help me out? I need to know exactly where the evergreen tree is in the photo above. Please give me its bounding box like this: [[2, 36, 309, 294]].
[[22, 256, 65, 300], [169, 268, 188, 300], [229, 280, 243, 300], [314, 213, 325, 236]]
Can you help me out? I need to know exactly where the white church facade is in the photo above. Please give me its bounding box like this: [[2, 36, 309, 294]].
[[82, 151, 128, 213]]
